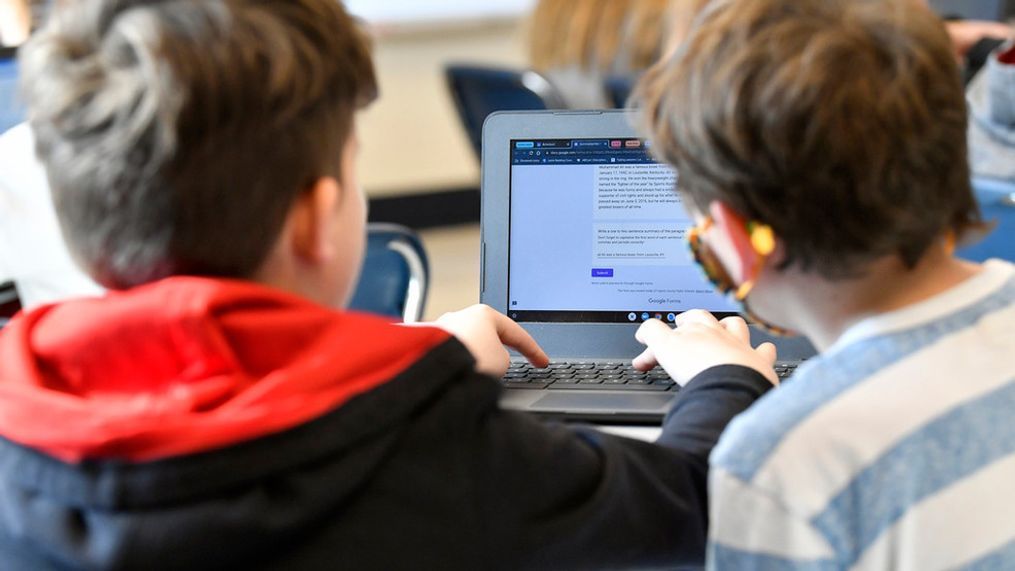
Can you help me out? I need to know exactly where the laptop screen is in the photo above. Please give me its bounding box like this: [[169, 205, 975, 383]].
[[507, 137, 738, 324]]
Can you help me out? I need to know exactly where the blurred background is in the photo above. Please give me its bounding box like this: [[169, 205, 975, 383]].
[[1, 0, 1013, 321]]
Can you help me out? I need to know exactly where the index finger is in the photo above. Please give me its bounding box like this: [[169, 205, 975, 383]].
[[674, 309, 721, 328], [635, 318, 673, 348], [493, 312, 550, 368]]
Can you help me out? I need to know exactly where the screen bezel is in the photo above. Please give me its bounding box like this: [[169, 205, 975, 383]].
[[481, 111, 739, 359]]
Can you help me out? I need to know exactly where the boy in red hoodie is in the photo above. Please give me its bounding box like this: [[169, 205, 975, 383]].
[[0, 0, 775, 568]]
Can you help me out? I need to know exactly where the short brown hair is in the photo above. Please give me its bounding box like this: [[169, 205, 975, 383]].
[[21, 0, 377, 288], [637, 0, 983, 277]]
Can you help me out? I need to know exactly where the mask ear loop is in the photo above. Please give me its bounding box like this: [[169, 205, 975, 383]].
[[733, 222, 775, 300], [737, 222, 796, 337], [688, 217, 794, 336]]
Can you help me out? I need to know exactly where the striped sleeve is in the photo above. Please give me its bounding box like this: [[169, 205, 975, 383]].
[[707, 468, 838, 571]]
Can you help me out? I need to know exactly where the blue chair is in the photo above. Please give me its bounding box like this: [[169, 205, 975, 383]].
[[0, 48, 24, 134], [445, 64, 565, 158], [958, 177, 1015, 263], [349, 223, 430, 323], [604, 75, 637, 109]]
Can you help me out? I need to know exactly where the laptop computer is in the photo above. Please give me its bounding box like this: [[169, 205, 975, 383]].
[[480, 110, 816, 423]]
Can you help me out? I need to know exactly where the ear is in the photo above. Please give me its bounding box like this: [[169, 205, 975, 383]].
[[707, 201, 762, 285], [289, 177, 341, 264]]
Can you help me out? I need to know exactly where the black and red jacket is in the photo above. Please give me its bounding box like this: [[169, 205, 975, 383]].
[[0, 277, 770, 570]]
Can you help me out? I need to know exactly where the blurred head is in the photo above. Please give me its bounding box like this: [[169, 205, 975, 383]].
[[20, 0, 378, 306], [529, 0, 670, 75], [638, 0, 982, 287]]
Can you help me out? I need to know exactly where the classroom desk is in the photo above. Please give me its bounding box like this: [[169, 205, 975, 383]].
[[596, 425, 662, 442]]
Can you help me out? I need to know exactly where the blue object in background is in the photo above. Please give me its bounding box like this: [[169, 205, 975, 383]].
[[926, 0, 1014, 21], [604, 75, 636, 109], [0, 52, 24, 135], [958, 177, 1015, 263], [445, 64, 564, 159], [349, 223, 430, 323]]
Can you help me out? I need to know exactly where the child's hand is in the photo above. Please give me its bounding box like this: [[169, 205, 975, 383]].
[[632, 310, 778, 386], [434, 305, 549, 377]]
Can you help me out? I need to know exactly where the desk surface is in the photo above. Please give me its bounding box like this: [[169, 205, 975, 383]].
[[596, 425, 662, 442]]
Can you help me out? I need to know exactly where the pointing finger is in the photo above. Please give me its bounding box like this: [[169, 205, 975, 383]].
[[635, 319, 673, 348], [675, 309, 720, 328]]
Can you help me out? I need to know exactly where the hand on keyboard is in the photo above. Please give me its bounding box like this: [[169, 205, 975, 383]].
[[633, 311, 779, 386], [433, 304, 549, 377]]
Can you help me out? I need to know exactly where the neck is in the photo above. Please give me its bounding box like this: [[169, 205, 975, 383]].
[[778, 247, 983, 351]]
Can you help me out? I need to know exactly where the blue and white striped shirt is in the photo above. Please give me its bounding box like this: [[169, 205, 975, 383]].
[[707, 259, 1015, 571]]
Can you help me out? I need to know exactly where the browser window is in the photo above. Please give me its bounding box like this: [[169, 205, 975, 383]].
[[507, 138, 738, 323]]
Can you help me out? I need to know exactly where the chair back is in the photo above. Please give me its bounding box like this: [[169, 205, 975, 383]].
[[445, 64, 564, 158], [0, 281, 21, 329], [958, 177, 1015, 263], [0, 49, 24, 134], [604, 75, 636, 109], [349, 223, 430, 323]]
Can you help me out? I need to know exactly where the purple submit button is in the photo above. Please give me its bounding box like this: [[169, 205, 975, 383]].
[[591, 268, 614, 278]]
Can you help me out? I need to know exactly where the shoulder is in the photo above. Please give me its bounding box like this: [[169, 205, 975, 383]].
[[709, 355, 848, 479]]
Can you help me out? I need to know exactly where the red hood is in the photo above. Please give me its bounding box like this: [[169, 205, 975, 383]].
[[0, 277, 450, 462]]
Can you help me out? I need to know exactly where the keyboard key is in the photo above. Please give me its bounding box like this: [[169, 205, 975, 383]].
[[502, 360, 683, 393]]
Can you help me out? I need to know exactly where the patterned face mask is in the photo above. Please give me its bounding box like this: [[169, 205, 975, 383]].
[[687, 216, 794, 336]]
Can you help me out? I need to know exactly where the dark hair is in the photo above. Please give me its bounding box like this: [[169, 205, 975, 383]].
[[637, 0, 984, 277], [20, 0, 378, 288]]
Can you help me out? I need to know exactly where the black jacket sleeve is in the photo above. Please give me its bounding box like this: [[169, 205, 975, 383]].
[[966, 37, 1006, 84], [656, 365, 774, 455], [468, 365, 771, 570]]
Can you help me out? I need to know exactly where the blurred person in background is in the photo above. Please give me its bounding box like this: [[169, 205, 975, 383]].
[[528, 0, 671, 108], [931, 3, 1015, 182], [965, 37, 1015, 182]]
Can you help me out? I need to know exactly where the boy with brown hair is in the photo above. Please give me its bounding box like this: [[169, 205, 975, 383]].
[[635, 0, 1015, 568], [0, 0, 776, 568]]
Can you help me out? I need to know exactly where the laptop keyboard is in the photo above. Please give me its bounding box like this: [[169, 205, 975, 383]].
[[503, 361, 798, 391]]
